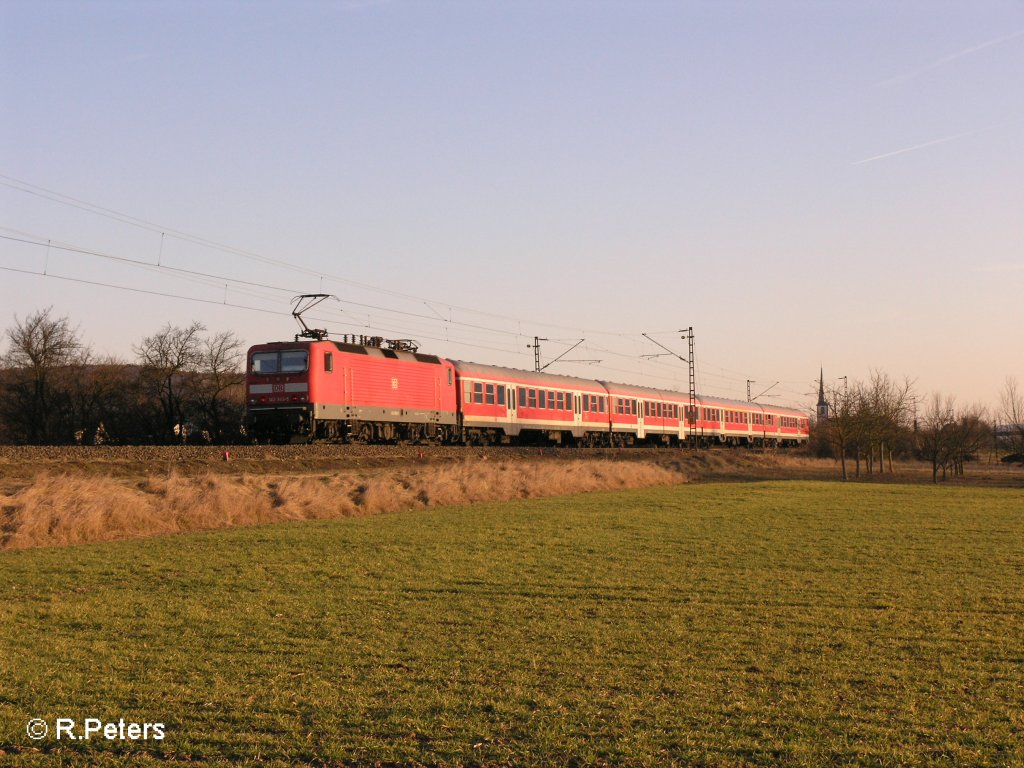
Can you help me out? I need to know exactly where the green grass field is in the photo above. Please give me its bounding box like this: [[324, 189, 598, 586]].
[[2, 481, 1022, 767]]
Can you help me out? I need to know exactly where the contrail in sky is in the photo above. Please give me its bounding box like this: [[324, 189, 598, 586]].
[[852, 129, 983, 165], [852, 119, 1020, 165], [876, 28, 1024, 87]]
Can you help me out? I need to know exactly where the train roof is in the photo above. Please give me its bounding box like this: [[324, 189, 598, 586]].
[[250, 339, 445, 365], [699, 394, 806, 417], [450, 360, 607, 391], [598, 380, 691, 401], [599, 380, 807, 416]]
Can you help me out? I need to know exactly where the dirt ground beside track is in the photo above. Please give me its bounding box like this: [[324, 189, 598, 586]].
[[1, 444, 1021, 494]]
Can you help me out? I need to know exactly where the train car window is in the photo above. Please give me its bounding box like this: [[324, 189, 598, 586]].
[[473, 382, 484, 404], [280, 350, 309, 373], [497, 386, 505, 406], [447, 369, 452, 386], [323, 352, 333, 373], [485, 383, 495, 405], [465, 382, 473, 402], [518, 388, 526, 408], [582, 395, 589, 412], [538, 390, 546, 409], [528, 389, 537, 408]]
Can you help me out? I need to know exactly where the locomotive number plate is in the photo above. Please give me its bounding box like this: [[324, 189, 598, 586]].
[[391, 378, 399, 389]]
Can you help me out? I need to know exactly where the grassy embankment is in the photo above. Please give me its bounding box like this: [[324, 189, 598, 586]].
[[1, 481, 1022, 766]]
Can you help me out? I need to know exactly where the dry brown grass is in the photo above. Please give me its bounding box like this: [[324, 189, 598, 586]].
[[0, 459, 683, 550]]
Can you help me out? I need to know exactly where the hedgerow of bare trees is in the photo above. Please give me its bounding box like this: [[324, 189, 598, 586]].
[[819, 373, 998, 483], [0, 310, 245, 445], [916, 395, 989, 482], [821, 372, 913, 481]]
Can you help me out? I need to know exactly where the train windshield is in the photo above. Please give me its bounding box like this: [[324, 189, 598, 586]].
[[251, 350, 308, 374]]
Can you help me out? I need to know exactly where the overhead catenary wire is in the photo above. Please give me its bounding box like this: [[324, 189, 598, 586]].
[[0, 175, 810, 407], [0, 173, 672, 337]]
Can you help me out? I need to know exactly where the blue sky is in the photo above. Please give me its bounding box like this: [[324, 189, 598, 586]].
[[2, 1, 1022, 410]]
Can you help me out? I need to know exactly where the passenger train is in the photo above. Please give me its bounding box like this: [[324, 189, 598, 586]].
[[246, 336, 810, 447]]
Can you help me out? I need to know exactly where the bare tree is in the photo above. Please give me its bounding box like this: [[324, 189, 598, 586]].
[[0, 308, 88, 443], [824, 383, 858, 480], [998, 377, 1024, 459], [186, 330, 245, 441], [863, 371, 913, 475], [919, 394, 955, 483], [134, 322, 205, 441], [948, 404, 989, 477]]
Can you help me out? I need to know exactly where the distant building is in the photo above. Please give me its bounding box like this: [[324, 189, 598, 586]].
[[816, 368, 829, 421]]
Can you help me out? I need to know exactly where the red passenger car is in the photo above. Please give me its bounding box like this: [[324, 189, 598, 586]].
[[451, 361, 611, 445], [600, 381, 690, 446]]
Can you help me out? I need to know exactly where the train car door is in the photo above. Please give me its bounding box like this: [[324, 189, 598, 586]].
[[636, 398, 645, 439], [506, 384, 518, 436]]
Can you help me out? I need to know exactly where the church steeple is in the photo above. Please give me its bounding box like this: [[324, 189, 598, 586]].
[[816, 368, 829, 421]]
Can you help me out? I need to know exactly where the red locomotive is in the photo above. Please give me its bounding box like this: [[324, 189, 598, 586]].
[[247, 338, 459, 443], [246, 337, 810, 447]]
